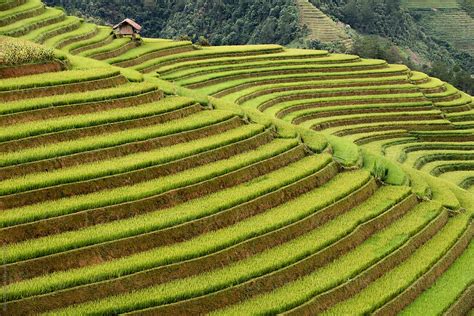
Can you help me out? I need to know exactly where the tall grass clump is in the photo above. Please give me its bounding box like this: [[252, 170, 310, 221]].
[[0, 36, 57, 66]]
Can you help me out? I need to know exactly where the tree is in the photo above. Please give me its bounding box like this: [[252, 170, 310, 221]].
[[45, 0, 302, 46]]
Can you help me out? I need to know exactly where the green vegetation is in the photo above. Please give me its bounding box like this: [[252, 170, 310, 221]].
[[0, 67, 119, 90], [0, 82, 157, 114], [0, 0, 44, 21], [61, 26, 111, 53], [79, 37, 130, 57], [324, 214, 469, 315], [311, 0, 474, 94], [44, 0, 302, 46], [21, 15, 81, 44], [156, 49, 330, 75], [50, 174, 417, 315], [0, 138, 296, 227], [43, 22, 96, 48], [190, 202, 441, 315], [400, 234, 474, 315], [105, 39, 191, 65], [133, 44, 283, 73], [0, 8, 64, 36], [401, 0, 460, 9], [2, 153, 333, 264], [0, 35, 55, 66], [1, 155, 335, 300], [0, 96, 193, 141], [0, 110, 234, 166], [0, 123, 263, 196], [0, 1, 472, 314], [44, 0, 474, 94]]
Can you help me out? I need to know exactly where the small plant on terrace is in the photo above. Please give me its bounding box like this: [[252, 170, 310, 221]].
[[0, 36, 56, 67]]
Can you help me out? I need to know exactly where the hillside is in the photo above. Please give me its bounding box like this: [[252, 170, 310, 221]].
[[295, 0, 352, 49], [401, 0, 474, 56], [42, 0, 301, 46], [42, 0, 474, 97], [0, 0, 473, 314]]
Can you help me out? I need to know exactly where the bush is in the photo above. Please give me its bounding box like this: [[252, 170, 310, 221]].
[[197, 36, 210, 47], [350, 35, 405, 64], [305, 39, 348, 53], [176, 34, 192, 42]]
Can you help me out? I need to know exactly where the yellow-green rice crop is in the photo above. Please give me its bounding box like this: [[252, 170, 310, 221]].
[[0, 96, 194, 141], [0, 123, 264, 194], [105, 39, 191, 64], [0, 8, 64, 36], [0, 0, 43, 20], [48, 184, 430, 315], [0, 67, 119, 91], [61, 26, 111, 53], [133, 44, 283, 72], [157, 48, 332, 75], [0, 138, 297, 227], [176, 59, 388, 86], [162, 56, 361, 81], [3, 167, 377, 301], [0, 35, 55, 66], [323, 214, 470, 315], [21, 16, 81, 43], [79, 37, 130, 57], [212, 201, 442, 316], [43, 23, 96, 48], [400, 240, 474, 315], [196, 67, 408, 95], [0, 110, 234, 166], [0, 82, 157, 114], [2, 154, 332, 265]]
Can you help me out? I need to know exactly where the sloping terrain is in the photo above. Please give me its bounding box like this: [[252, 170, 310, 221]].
[[295, 0, 352, 49], [402, 0, 474, 56], [0, 1, 473, 314]]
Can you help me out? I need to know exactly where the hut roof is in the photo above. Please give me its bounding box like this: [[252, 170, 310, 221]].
[[113, 18, 142, 32]]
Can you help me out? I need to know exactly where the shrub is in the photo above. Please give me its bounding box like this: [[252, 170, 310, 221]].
[[197, 36, 210, 47]]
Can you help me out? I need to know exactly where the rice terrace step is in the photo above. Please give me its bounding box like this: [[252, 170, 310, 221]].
[[0, 0, 472, 314]]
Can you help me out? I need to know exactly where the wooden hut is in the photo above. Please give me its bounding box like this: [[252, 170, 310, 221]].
[[113, 18, 142, 40]]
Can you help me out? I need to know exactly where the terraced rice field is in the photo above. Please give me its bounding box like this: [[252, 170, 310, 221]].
[[402, 0, 474, 55], [401, 0, 461, 9], [295, 0, 352, 50], [0, 0, 473, 314]]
